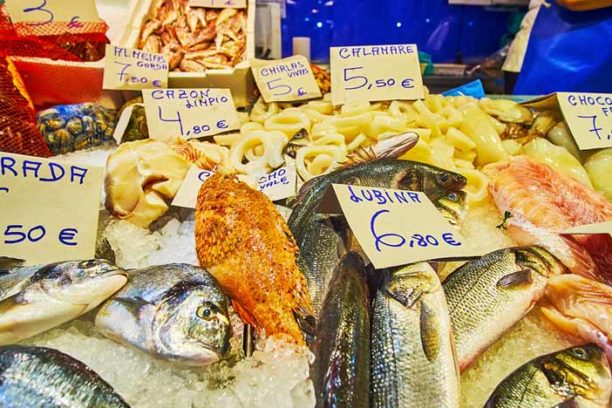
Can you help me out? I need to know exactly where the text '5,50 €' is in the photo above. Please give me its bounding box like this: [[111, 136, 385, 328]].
[[330, 44, 425, 105]]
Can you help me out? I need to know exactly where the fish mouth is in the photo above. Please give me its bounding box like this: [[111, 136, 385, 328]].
[[101, 266, 129, 278]]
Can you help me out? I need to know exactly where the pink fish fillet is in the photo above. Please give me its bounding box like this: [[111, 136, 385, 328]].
[[542, 274, 612, 363], [484, 157, 612, 285]]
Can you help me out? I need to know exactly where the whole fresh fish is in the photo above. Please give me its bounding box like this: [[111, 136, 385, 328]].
[[442, 246, 567, 371], [542, 274, 612, 362], [0, 260, 127, 345], [289, 159, 466, 317], [0, 345, 129, 407], [371, 262, 459, 408], [195, 174, 314, 345], [484, 157, 612, 284], [96, 264, 230, 365], [485, 344, 612, 408], [312, 252, 370, 408]]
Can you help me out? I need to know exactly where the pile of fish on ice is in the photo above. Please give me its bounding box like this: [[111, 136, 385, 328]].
[[0, 156, 611, 407]]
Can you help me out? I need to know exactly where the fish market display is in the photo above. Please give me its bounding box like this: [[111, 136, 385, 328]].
[[442, 246, 567, 371], [289, 159, 466, 317], [195, 174, 314, 345], [105, 139, 189, 228], [36, 103, 117, 155], [96, 263, 231, 365], [312, 252, 370, 408], [0, 260, 127, 345], [0, 345, 129, 407], [484, 157, 612, 284], [542, 274, 612, 362], [485, 344, 611, 408], [371, 262, 459, 408], [138, 0, 247, 71]]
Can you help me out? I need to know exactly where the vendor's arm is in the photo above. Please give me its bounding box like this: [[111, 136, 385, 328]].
[[556, 0, 612, 11]]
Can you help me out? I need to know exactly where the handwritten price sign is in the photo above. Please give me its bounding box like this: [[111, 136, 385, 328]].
[[172, 164, 297, 208], [318, 184, 481, 269], [188, 0, 247, 8], [142, 88, 241, 141], [330, 44, 425, 105], [0, 152, 103, 265], [557, 92, 612, 150], [103, 45, 168, 91], [251, 56, 322, 103], [4, 0, 100, 28]]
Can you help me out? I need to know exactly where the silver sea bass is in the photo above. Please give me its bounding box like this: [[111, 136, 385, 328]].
[[0, 345, 129, 408], [371, 262, 460, 408], [0, 259, 128, 345], [95, 263, 231, 365]]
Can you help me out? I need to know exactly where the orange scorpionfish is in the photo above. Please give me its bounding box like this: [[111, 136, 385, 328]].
[[195, 174, 314, 345]]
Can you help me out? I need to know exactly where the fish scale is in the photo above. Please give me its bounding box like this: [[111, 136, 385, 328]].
[[0, 346, 129, 407], [443, 247, 567, 372], [371, 262, 459, 408]]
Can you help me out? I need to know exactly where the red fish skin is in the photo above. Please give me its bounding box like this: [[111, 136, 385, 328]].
[[484, 157, 612, 285]]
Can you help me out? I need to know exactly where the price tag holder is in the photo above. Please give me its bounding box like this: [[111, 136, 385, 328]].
[[172, 164, 297, 208], [103, 45, 168, 91], [142, 88, 241, 141], [4, 0, 100, 27], [557, 92, 612, 150], [251, 56, 322, 103], [318, 184, 482, 269], [188, 0, 247, 8], [330, 44, 425, 106], [0, 152, 103, 265]]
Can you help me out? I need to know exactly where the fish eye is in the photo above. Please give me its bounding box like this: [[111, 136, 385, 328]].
[[79, 260, 98, 269], [447, 192, 458, 201], [197, 304, 215, 320], [438, 173, 450, 185], [570, 347, 589, 360]]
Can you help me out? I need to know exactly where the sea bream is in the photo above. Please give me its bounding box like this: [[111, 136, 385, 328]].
[[485, 345, 611, 408], [289, 159, 466, 318], [0, 345, 129, 407], [442, 246, 567, 371], [96, 263, 231, 365], [371, 262, 460, 408], [0, 259, 127, 345]]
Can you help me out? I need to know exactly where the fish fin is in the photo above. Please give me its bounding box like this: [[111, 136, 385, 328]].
[[232, 300, 258, 328], [294, 310, 316, 339], [291, 176, 319, 209], [496, 269, 533, 289], [0, 257, 25, 273], [0, 293, 26, 315], [420, 302, 440, 362], [111, 296, 150, 317]]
